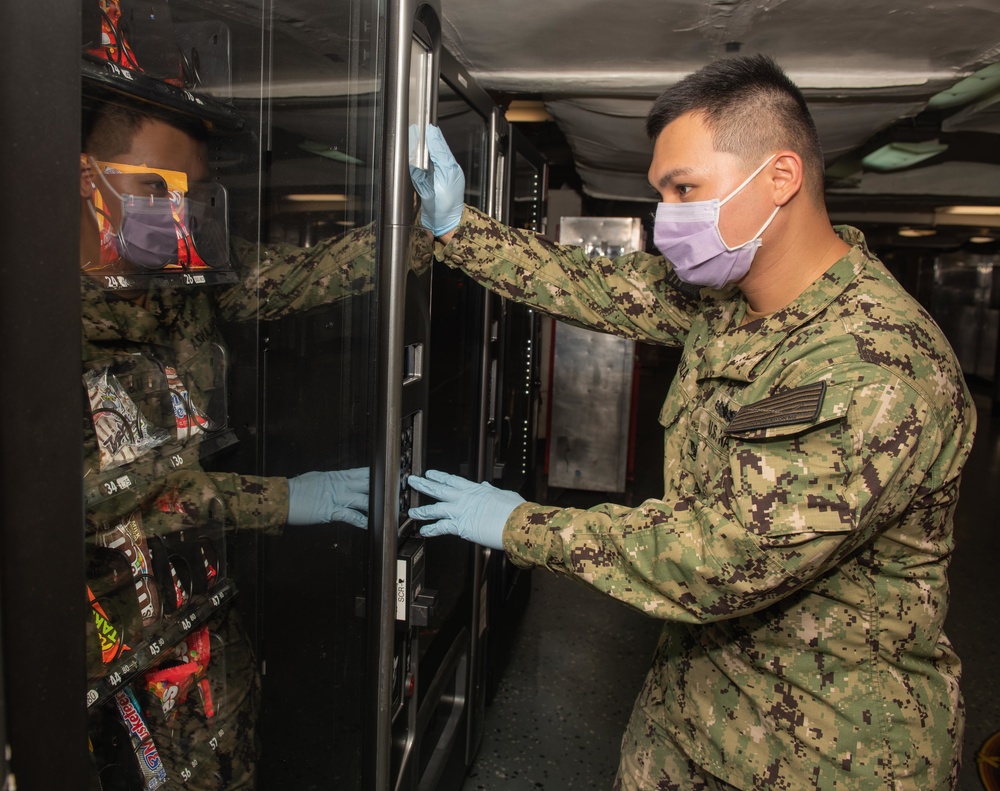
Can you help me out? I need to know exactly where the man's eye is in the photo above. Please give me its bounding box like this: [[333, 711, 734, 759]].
[[677, 185, 694, 197]]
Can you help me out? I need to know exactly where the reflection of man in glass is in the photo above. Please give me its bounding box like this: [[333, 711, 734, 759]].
[[79, 100, 400, 788]]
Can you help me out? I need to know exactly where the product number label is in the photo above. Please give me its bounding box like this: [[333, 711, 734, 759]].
[[105, 62, 135, 81], [103, 275, 134, 290]]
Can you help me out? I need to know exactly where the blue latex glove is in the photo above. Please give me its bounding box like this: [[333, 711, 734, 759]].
[[408, 469, 524, 551], [408, 124, 466, 237], [287, 468, 369, 528]]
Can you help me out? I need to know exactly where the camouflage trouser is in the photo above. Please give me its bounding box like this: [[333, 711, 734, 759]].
[[613, 700, 738, 791]]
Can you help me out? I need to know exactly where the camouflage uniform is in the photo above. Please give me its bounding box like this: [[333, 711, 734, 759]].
[[82, 228, 391, 526], [436, 206, 975, 791], [82, 225, 398, 789]]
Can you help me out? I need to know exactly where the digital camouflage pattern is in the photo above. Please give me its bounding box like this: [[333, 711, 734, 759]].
[[437, 205, 975, 791], [82, 224, 410, 788]]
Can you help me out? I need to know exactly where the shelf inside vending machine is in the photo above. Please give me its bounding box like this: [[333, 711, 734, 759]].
[[81, 54, 244, 132], [85, 576, 238, 710]]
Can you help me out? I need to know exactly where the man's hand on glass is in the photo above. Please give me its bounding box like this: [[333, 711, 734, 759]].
[[408, 124, 465, 239], [287, 468, 369, 528], [408, 469, 523, 551]]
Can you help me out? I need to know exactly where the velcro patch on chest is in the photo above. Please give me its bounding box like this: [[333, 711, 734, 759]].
[[724, 381, 827, 434]]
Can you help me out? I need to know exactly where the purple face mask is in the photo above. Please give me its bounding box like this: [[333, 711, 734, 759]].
[[116, 194, 183, 269], [91, 160, 183, 270], [653, 155, 779, 290]]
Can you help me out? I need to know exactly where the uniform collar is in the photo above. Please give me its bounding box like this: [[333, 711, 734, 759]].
[[695, 226, 871, 383]]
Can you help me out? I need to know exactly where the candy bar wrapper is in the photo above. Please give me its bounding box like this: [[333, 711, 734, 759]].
[[113, 686, 167, 789], [85, 366, 170, 471], [149, 491, 193, 610], [200, 539, 220, 590], [142, 625, 215, 721], [175, 625, 212, 677], [96, 510, 161, 628], [85, 0, 142, 71], [142, 663, 199, 723], [167, 554, 190, 610], [88, 584, 129, 665], [164, 365, 212, 442]]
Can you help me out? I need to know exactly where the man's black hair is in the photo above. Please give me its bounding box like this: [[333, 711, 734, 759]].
[[645, 55, 825, 202], [83, 100, 209, 160]]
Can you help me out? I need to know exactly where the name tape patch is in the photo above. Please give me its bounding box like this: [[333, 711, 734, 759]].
[[724, 380, 827, 434]]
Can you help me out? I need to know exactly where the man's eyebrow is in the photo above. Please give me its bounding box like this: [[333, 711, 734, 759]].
[[652, 166, 695, 191]]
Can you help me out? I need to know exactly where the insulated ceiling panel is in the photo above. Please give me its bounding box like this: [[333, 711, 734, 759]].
[[441, 0, 1000, 204], [442, 0, 1000, 94], [545, 97, 930, 200], [828, 161, 1000, 199]]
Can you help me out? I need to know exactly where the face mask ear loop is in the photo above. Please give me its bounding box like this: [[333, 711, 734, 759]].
[[717, 153, 780, 251], [718, 153, 778, 208]]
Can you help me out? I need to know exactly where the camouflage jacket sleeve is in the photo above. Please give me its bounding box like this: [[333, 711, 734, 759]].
[[206, 472, 289, 535], [215, 225, 376, 322], [437, 206, 705, 345], [93, 468, 291, 537], [502, 366, 947, 622], [216, 224, 433, 322]]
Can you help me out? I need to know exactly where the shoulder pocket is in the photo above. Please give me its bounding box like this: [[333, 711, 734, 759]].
[[727, 382, 857, 540]]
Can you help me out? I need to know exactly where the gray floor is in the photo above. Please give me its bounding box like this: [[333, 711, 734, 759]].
[[463, 387, 1000, 791], [462, 572, 662, 790]]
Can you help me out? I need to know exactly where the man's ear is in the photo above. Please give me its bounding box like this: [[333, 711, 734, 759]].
[[770, 151, 803, 207], [80, 155, 97, 199]]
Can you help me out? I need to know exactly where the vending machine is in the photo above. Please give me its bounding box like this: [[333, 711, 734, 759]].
[[477, 124, 548, 702], [0, 2, 546, 790]]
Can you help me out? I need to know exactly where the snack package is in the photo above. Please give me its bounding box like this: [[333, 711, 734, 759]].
[[199, 538, 220, 591], [96, 511, 161, 628], [141, 625, 215, 722], [151, 536, 191, 613], [85, 0, 142, 71], [163, 365, 212, 441], [112, 686, 167, 789], [86, 366, 170, 471], [86, 543, 146, 681], [88, 584, 130, 666]]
